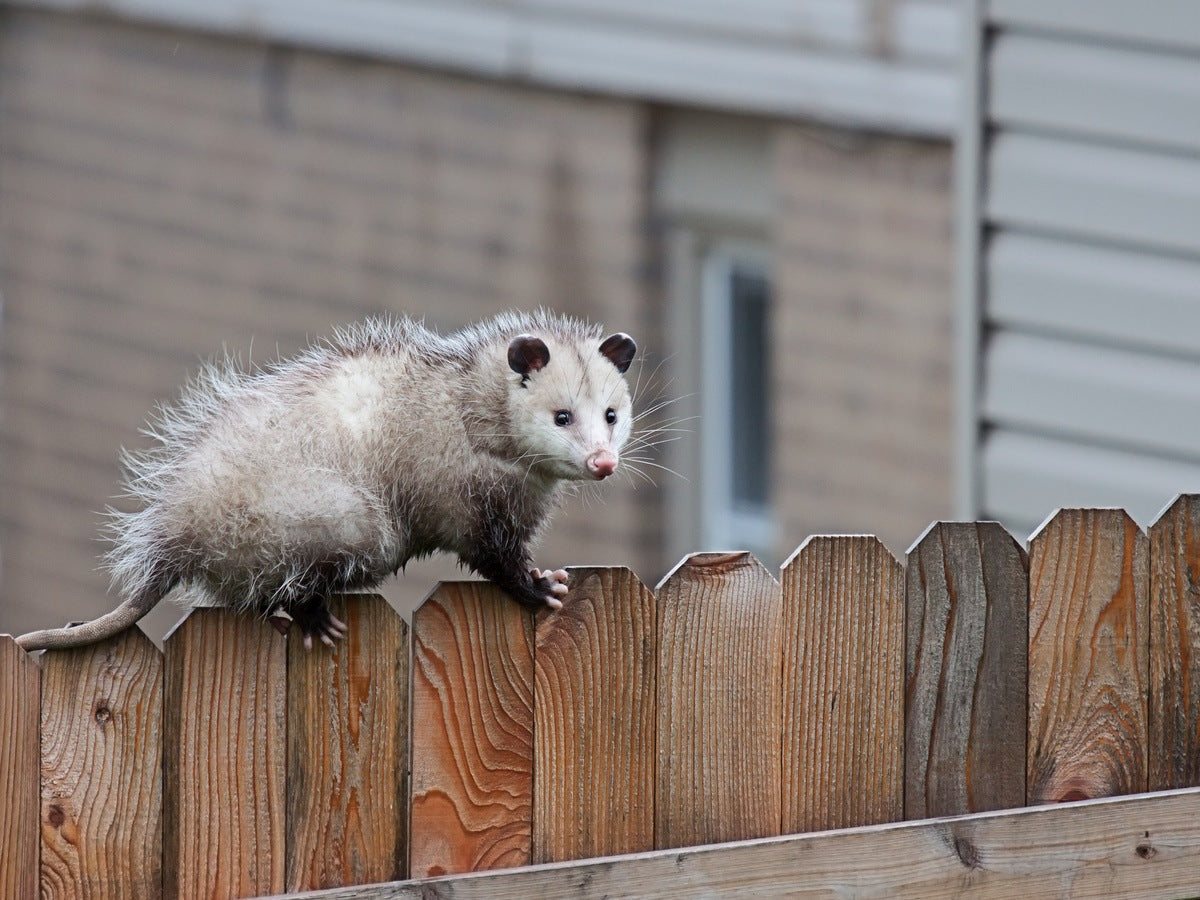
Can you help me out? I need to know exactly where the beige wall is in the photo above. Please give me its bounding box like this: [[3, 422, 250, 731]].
[[771, 126, 955, 559], [0, 10, 658, 638]]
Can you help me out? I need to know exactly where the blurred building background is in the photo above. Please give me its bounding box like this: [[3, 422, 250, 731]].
[[13, 1, 1191, 640], [961, 2, 1200, 538]]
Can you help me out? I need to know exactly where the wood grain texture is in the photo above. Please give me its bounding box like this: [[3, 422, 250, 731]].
[[533, 567, 655, 863], [410, 583, 534, 878], [655, 552, 781, 849], [0, 635, 40, 899], [781, 535, 903, 832], [163, 609, 287, 899], [39, 629, 163, 898], [287, 595, 409, 891], [1029, 509, 1148, 804], [906, 522, 1028, 818], [294, 788, 1200, 900], [1148, 495, 1200, 790]]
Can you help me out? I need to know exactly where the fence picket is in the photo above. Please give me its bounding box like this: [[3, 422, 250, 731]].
[[655, 552, 781, 849], [164, 608, 287, 899], [0, 636, 39, 899], [286, 595, 409, 891], [39, 629, 163, 898], [905, 522, 1028, 817], [1028, 509, 1148, 803], [13, 497, 1200, 895], [1148, 496, 1200, 790], [781, 536, 903, 832], [533, 567, 655, 863], [409, 583, 534, 878]]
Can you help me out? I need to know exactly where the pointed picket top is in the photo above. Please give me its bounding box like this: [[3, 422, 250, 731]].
[[1148, 495, 1200, 790], [0, 635, 40, 900], [1027, 505, 1140, 545], [656, 550, 780, 591], [780, 535, 903, 832], [783, 533, 901, 572], [1027, 508, 1148, 804], [905, 521, 1028, 818], [410, 581, 534, 878], [655, 551, 781, 849], [287, 594, 409, 890], [534, 567, 655, 864]]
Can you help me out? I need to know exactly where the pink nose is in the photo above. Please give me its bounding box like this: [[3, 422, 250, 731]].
[[587, 450, 617, 479]]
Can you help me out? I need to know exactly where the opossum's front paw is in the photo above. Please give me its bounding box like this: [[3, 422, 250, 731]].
[[530, 568, 569, 611], [289, 598, 349, 651]]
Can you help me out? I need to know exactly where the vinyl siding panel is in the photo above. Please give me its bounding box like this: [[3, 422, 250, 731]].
[[969, 1, 1200, 533], [988, 0, 1200, 54], [990, 32, 1200, 153], [986, 233, 1200, 356]]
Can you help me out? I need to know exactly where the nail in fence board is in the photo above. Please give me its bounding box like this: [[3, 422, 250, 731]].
[[0, 636, 40, 899], [410, 583, 534, 877], [1028, 509, 1148, 803], [906, 522, 1028, 817], [164, 609, 287, 898], [39, 629, 163, 898], [286, 595, 409, 891], [782, 536, 903, 832], [533, 567, 655, 864], [655, 552, 782, 849], [1149, 495, 1200, 790]]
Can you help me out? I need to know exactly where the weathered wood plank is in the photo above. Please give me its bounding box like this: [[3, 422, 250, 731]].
[[1148, 495, 1200, 789], [655, 552, 781, 849], [163, 608, 287, 899], [39, 629, 163, 898], [1028, 509, 1148, 803], [287, 595, 409, 891], [906, 522, 1028, 817], [533, 567, 655, 863], [410, 583, 534, 878], [0, 635, 40, 899], [280, 788, 1200, 900], [780, 535, 903, 832]]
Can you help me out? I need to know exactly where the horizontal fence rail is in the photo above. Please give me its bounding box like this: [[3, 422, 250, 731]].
[[2, 499, 1200, 898]]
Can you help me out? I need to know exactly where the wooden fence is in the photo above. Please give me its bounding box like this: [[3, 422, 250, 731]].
[[3, 500, 1200, 898]]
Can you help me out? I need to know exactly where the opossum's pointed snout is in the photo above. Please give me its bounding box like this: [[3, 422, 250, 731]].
[[587, 450, 617, 480]]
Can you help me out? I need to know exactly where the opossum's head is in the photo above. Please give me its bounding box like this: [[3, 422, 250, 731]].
[[506, 331, 637, 482]]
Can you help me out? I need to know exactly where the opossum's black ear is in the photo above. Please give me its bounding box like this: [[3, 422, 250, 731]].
[[508, 334, 550, 376], [599, 333, 637, 374]]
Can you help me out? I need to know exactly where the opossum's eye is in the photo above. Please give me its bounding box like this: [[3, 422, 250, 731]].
[[605, 408, 617, 425], [554, 410, 572, 427]]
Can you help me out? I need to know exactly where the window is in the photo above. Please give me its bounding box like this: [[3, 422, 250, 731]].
[[700, 246, 775, 558]]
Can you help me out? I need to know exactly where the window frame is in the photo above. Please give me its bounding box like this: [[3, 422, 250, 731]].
[[698, 241, 776, 558]]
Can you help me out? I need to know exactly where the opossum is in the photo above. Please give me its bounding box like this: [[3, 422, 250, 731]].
[[16, 310, 637, 651]]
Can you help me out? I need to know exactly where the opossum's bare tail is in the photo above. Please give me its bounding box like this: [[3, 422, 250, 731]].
[[15, 572, 179, 652]]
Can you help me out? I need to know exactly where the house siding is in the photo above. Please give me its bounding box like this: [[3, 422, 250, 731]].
[[965, 0, 1200, 537]]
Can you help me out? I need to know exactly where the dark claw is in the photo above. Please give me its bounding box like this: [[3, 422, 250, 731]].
[[289, 598, 348, 651]]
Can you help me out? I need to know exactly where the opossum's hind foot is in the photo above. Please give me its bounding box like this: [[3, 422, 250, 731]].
[[530, 568, 569, 611], [281, 597, 349, 651]]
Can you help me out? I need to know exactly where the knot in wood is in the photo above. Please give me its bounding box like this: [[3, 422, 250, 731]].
[[953, 835, 981, 870]]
